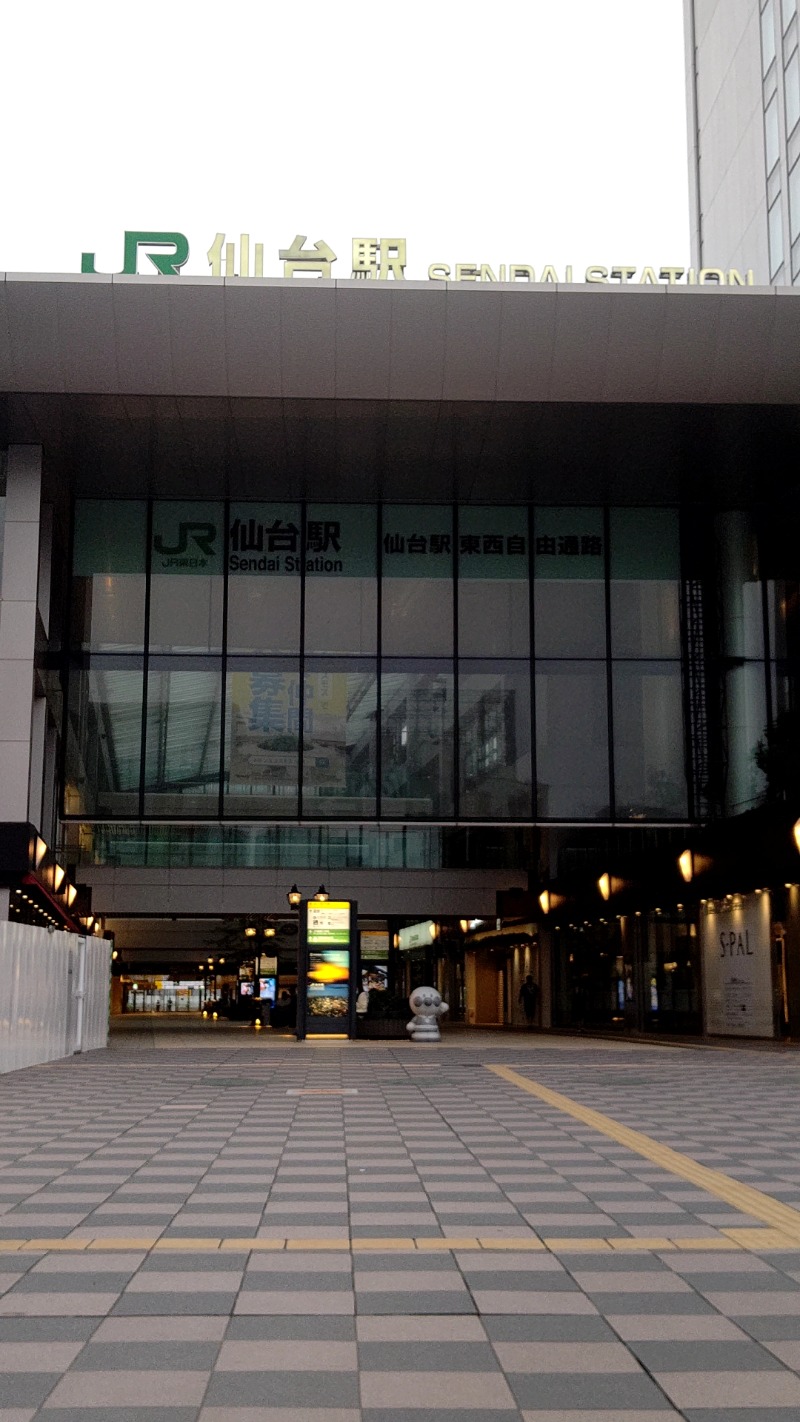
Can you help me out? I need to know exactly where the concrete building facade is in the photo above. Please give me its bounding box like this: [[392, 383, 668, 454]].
[[685, 0, 800, 281], [1, 272, 800, 1045]]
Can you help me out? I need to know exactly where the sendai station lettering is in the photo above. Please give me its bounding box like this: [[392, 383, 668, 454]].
[[228, 517, 344, 573], [79, 231, 756, 287]]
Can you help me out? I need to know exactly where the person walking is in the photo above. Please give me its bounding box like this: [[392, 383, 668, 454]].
[[519, 974, 539, 1028]]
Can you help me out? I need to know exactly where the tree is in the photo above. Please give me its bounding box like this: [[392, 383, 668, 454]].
[[755, 709, 800, 801]]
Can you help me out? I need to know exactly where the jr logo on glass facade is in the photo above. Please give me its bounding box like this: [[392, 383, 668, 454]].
[[153, 522, 216, 565]]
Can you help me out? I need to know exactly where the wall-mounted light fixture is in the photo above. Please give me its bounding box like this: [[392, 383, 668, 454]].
[[598, 873, 629, 901], [793, 819, 800, 854], [678, 849, 712, 882], [313, 885, 329, 902], [538, 890, 566, 915], [287, 884, 302, 909], [53, 865, 65, 892]]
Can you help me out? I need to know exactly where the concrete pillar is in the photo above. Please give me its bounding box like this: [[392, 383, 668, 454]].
[[37, 502, 52, 635], [784, 885, 800, 1036], [0, 446, 42, 824], [27, 696, 47, 830], [0, 889, 9, 921], [539, 929, 553, 1028]]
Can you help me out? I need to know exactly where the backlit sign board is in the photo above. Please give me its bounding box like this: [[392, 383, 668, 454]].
[[398, 920, 436, 951], [297, 899, 359, 1041], [307, 901, 351, 946]]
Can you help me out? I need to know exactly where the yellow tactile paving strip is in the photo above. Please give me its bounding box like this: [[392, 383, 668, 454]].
[[2, 1059, 800, 1257], [0, 1231, 796, 1253], [489, 1061, 800, 1242]]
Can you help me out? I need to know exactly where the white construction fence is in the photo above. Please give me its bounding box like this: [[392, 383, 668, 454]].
[[0, 922, 110, 1074]]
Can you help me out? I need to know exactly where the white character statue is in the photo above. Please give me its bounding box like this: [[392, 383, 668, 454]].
[[407, 986, 449, 1042]]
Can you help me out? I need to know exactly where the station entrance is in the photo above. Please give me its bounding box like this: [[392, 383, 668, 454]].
[[106, 907, 542, 1037]]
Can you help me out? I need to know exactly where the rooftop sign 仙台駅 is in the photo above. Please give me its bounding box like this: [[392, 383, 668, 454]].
[[79, 231, 755, 287]]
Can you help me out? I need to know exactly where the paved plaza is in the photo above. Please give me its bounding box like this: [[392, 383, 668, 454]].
[[2, 1025, 800, 1419]]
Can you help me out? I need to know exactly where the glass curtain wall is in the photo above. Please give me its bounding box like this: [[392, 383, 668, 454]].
[[534, 508, 609, 818], [761, 508, 800, 803], [552, 909, 701, 1034], [382, 506, 454, 815], [458, 507, 531, 819], [65, 500, 702, 824], [67, 502, 148, 817], [610, 509, 687, 820], [716, 511, 768, 814]]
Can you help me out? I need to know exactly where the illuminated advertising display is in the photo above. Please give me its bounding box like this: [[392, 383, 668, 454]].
[[297, 900, 358, 1039], [307, 949, 350, 1019]]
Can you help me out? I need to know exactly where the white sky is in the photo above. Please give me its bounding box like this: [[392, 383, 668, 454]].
[[1, 0, 690, 280]]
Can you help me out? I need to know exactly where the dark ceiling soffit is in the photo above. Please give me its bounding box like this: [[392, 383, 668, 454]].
[[5, 392, 800, 508]]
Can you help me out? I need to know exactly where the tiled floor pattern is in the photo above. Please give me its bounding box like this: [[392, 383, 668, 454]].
[[487, 1064, 800, 1239], [2, 1025, 800, 1416], [2, 1240, 800, 1419]]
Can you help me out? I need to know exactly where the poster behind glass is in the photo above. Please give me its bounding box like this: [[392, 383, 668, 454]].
[[362, 964, 389, 993], [307, 949, 350, 1018]]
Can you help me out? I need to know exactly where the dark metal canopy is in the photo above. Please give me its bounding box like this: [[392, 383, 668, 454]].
[[2, 277, 800, 506]]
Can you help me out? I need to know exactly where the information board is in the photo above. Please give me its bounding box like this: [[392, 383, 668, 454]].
[[702, 893, 775, 1038], [307, 902, 351, 946], [297, 900, 358, 1039]]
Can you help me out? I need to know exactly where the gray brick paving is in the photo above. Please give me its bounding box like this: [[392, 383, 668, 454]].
[[1, 1027, 800, 1415]]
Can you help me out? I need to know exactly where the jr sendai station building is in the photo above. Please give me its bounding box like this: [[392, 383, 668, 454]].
[[2, 234, 800, 1056]]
